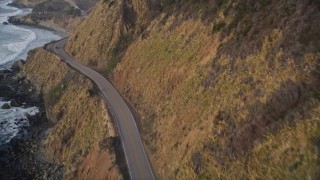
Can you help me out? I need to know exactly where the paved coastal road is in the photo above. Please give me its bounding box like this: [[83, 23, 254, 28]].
[[45, 38, 155, 180]]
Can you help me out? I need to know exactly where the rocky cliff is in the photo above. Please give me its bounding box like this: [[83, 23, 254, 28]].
[[63, 0, 320, 178]]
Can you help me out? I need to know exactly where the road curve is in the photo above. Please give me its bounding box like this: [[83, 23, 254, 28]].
[[45, 38, 155, 180]]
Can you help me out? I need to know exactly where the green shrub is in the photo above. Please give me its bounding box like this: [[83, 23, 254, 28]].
[[106, 52, 124, 75], [212, 22, 226, 33], [46, 81, 67, 107]]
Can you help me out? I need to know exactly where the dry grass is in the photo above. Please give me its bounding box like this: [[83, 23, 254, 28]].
[[65, 0, 129, 70], [61, 0, 320, 178], [22, 48, 121, 179]]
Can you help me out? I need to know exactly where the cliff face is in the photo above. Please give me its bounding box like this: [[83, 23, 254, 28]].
[[21, 49, 123, 179], [64, 0, 320, 178], [65, 0, 146, 72]]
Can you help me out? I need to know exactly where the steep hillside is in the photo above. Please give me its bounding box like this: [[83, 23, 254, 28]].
[[66, 0, 99, 11], [66, 0, 149, 72], [21, 49, 124, 179], [65, 0, 320, 178]]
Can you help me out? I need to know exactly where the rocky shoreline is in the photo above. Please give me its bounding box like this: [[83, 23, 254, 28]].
[[7, 17, 68, 37], [8, 16, 54, 31], [7, 0, 82, 33], [7, 1, 28, 9], [0, 61, 63, 179]]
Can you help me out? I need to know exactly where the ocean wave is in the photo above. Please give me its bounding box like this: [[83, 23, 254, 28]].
[[0, 0, 36, 66], [0, 0, 12, 6], [0, 27, 36, 65], [0, 0, 23, 23], [0, 100, 39, 145], [7, 27, 36, 53], [0, 0, 60, 68]]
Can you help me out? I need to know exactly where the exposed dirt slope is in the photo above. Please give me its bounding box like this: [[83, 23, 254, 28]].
[[64, 0, 320, 178], [21, 48, 123, 179]]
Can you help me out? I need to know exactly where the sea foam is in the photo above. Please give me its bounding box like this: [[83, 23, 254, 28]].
[[0, 0, 23, 23], [0, 0, 56, 145], [0, 101, 39, 145], [0, 0, 36, 65]]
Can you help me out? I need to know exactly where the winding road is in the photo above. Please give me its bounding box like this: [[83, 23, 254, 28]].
[[45, 38, 155, 180]]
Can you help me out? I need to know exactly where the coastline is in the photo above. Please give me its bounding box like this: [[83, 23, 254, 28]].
[[8, 20, 68, 37], [0, 63, 63, 179], [16, 24, 65, 57], [0, 24, 62, 69], [1, 1, 65, 178], [0, 0, 63, 70]]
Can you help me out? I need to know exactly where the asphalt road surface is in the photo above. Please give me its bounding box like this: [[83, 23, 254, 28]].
[[45, 38, 155, 180]]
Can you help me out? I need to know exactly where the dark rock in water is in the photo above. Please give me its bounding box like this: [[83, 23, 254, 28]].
[[0, 63, 63, 179], [7, 2, 27, 8], [1, 67, 42, 107], [7, 16, 21, 25], [1, 103, 11, 109], [11, 60, 25, 72], [10, 99, 20, 107], [2, 21, 9, 25], [1, 69, 11, 74], [0, 85, 14, 97]]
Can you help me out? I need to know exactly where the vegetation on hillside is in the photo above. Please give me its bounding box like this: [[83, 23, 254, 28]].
[[64, 0, 320, 178], [22, 49, 123, 179]]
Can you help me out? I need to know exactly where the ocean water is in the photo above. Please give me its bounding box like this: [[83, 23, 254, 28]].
[[0, 0, 61, 145], [0, 0, 61, 69], [0, 100, 39, 145]]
